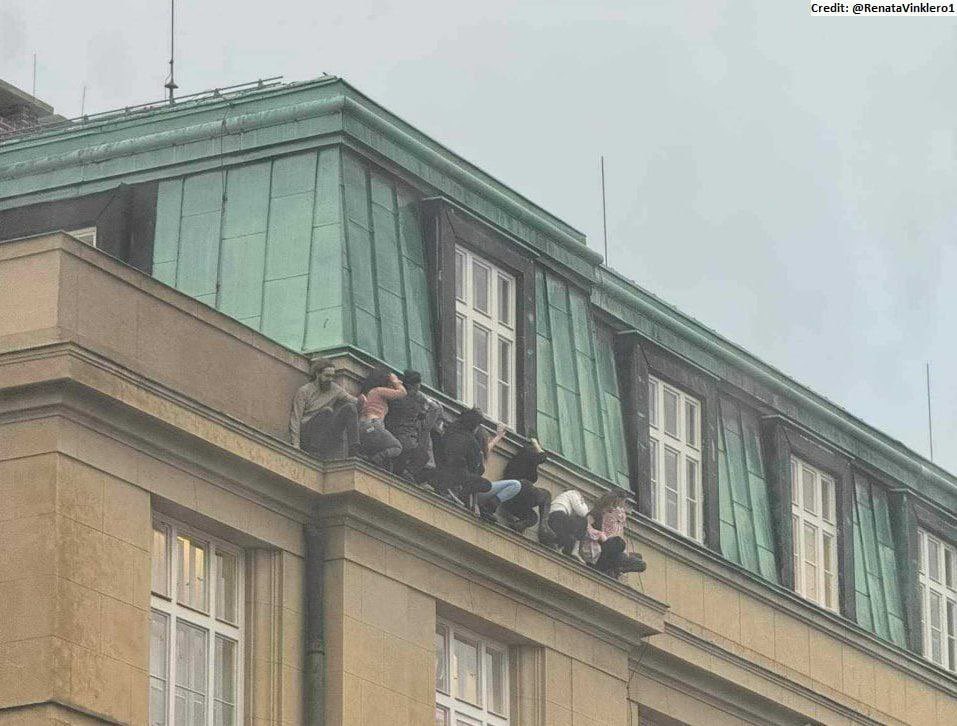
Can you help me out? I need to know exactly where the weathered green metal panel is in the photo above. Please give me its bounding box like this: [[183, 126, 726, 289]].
[[717, 396, 778, 583], [853, 477, 907, 647], [534, 269, 628, 486], [175, 171, 223, 298], [148, 146, 435, 369]]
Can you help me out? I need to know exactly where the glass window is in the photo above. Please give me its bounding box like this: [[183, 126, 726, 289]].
[[153, 523, 170, 598], [919, 529, 957, 671], [214, 636, 237, 726], [216, 551, 237, 624], [647, 376, 702, 541], [151, 515, 243, 725], [175, 620, 208, 726], [790, 457, 839, 611], [150, 611, 169, 726], [177, 534, 208, 612], [453, 246, 516, 426], [436, 620, 509, 725]]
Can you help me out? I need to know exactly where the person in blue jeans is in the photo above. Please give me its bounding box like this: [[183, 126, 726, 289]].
[[475, 421, 524, 523]]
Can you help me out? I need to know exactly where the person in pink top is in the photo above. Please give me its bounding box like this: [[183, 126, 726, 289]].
[[579, 490, 646, 579], [357, 366, 407, 467]]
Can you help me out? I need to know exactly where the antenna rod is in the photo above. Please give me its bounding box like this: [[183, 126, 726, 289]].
[[165, 0, 178, 102], [80, 85, 87, 116], [926, 362, 935, 462], [32, 53, 37, 98], [600, 155, 608, 265]]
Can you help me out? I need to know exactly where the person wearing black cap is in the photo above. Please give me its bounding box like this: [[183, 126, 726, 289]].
[[497, 438, 555, 541], [385, 369, 442, 481]]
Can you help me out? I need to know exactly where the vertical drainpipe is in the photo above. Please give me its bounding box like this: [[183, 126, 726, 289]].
[[304, 517, 325, 725]]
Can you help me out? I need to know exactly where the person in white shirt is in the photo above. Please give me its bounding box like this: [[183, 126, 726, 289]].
[[546, 489, 591, 556]]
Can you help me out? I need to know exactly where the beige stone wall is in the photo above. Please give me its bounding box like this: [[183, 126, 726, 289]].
[[319, 520, 634, 726], [0, 415, 307, 725]]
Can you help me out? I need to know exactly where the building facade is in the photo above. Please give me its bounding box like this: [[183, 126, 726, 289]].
[[0, 76, 955, 725]]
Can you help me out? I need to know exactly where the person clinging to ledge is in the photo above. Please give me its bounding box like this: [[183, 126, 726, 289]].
[[357, 365, 406, 468]]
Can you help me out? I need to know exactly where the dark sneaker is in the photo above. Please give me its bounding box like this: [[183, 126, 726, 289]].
[[618, 553, 647, 574]]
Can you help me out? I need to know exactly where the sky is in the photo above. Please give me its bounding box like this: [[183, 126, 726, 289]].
[[3, 0, 955, 474]]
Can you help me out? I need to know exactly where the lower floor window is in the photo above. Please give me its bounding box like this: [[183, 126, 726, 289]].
[[150, 515, 243, 725], [435, 620, 509, 725]]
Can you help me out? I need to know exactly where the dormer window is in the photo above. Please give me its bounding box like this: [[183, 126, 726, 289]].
[[454, 246, 516, 426]]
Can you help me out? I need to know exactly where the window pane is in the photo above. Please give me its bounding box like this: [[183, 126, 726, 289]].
[[664, 448, 679, 529], [648, 380, 658, 428], [472, 325, 490, 413], [177, 534, 208, 612], [685, 402, 697, 447], [453, 634, 480, 706], [434, 705, 449, 726], [435, 627, 449, 694], [486, 648, 506, 716], [805, 561, 818, 602], [175, 621, 208, 726], [473, 262, 490, 313], [946, 548, 955, 591], [820, 477, 833, 523], [929, 539, 941, 583], [686, 459, 698, 538], [802, 467, 816, 515], [214, 636, 237, 726], [947, 600, 956, 670], [150, 611, 169, 726], [152, 525, 169, 597], [498, 337, 512, 424], [498, 275, 511, 325], [792, 514, 801, 592], [663, 388, 678, 437], [454, 250, 465, 301], [804, 523, 818, 565], [790, 458, 799, 505], [649, 440, 658, 519], [216, 551, 238, 624], [823, 533, 835, 609], [455, 315, 465, 398]]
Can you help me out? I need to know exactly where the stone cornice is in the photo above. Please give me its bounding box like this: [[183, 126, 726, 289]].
[[315, 470, 667, 650], [633, 634, 883, 726]]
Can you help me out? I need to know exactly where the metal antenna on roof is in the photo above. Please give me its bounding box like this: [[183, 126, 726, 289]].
[[600, 155, 608, 265], [926, 362, 935, 462], [164, 0, 179, 103], [80, 85, 87, 116], [32, 53, 37, 98]]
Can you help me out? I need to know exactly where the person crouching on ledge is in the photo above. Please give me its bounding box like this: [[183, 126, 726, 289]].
[[357, 366, 406, 468], [430, 408, 494, 506], [579, 490, 646, 579], [289, 356, 360, 460]]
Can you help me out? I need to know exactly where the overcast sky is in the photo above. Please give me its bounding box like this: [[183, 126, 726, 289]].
[[3, 1, 955, 473]]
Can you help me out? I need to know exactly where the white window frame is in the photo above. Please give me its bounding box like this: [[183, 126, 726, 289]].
[[150, 514, 244, 726], [454, 245, 516, 427], [790, 457, 839, 612], [435, 619, 509, 726], [648, 376, 703, 541], [67, 226, 97, 247], [919, 529, 957, 671]]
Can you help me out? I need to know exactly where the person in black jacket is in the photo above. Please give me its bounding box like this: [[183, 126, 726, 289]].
[[429, 408, 493, 504], [498, 438, 555, 542]]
